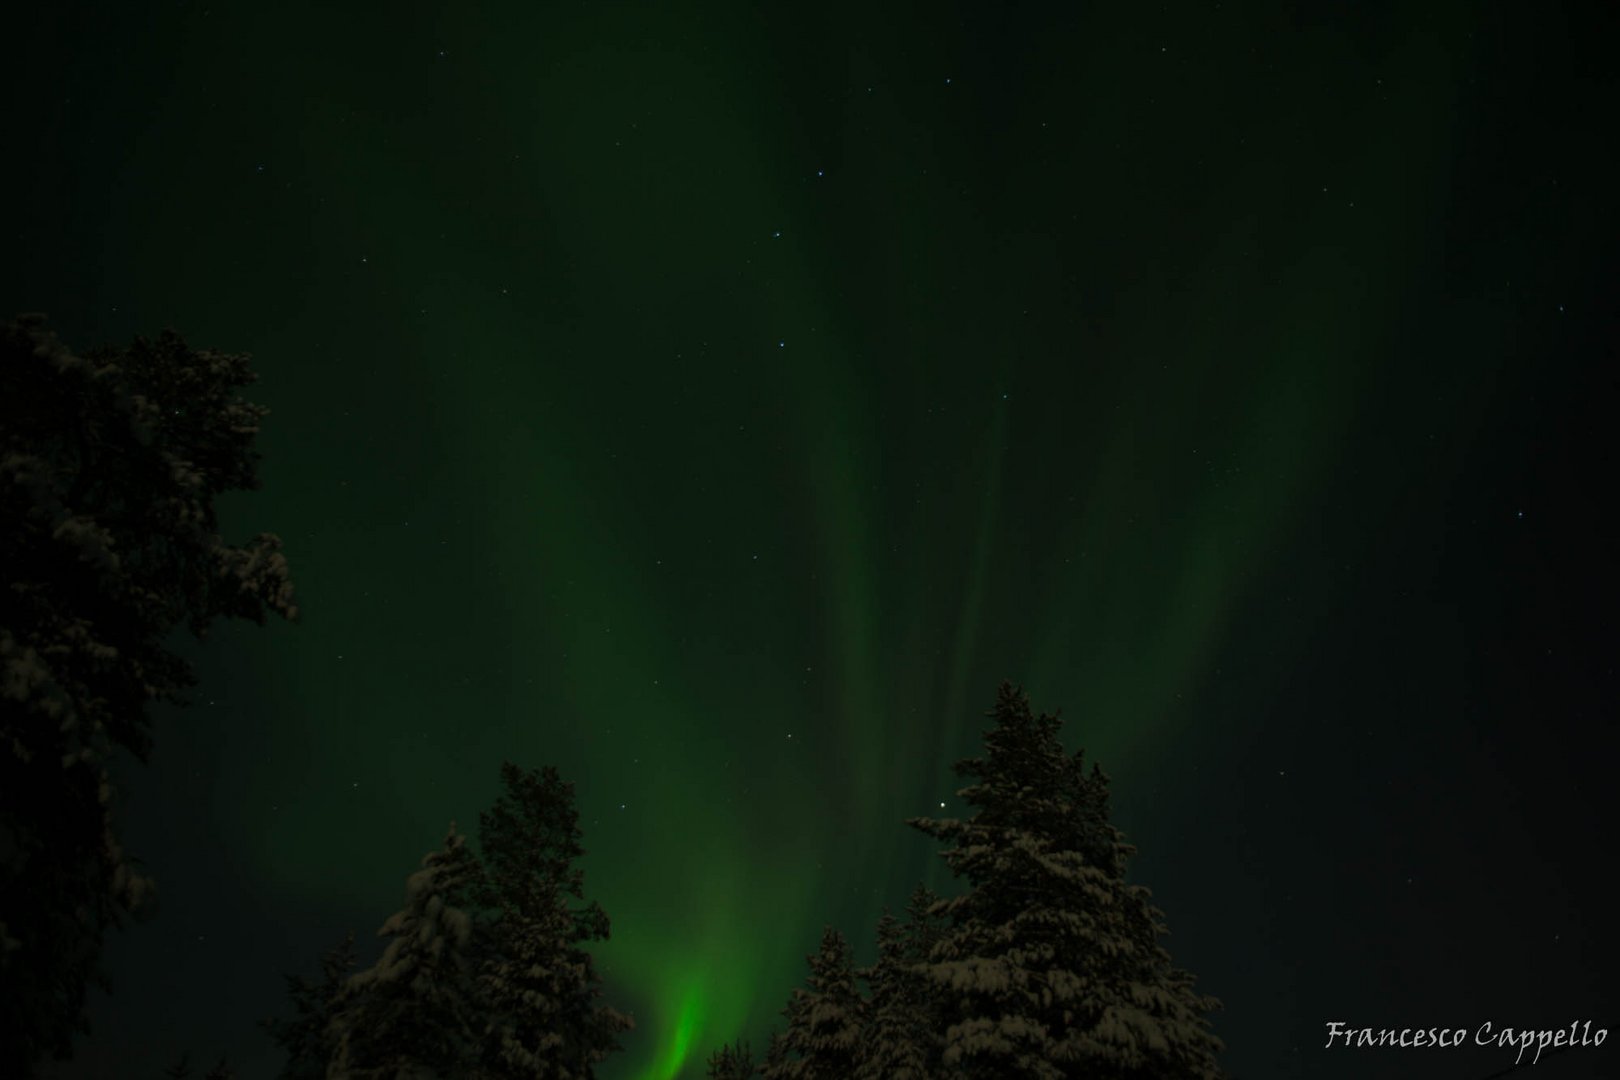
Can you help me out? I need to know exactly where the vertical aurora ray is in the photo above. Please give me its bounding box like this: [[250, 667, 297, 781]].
[[794, 366, 885, 836], [929, 396, 1009, 817], [639, 980, 704, 1080]]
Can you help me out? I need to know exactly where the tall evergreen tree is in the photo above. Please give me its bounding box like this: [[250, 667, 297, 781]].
[[705, 1038, 757, 1079], [907, 682, 1225, 1079], [761, 927, 865, 1080], [901, 882, 947, 965], [260, 930, 358, 1079], [856, 887, 946, 1079], [472, 762, 631, 1079], [762, 1030, 789, 1074], [0, 316, 296, 1076], [328, 823, 485, 1079]]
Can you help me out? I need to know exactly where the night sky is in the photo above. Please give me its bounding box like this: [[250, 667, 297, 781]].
[[5, 2, 1617, 1078]]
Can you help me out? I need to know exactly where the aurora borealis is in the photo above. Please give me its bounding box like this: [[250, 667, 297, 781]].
[[5, 2, 1616, 1077]]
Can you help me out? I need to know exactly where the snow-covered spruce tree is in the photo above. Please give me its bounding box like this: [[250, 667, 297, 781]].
[[471, 762, 631, 1079], [705, 1038, 757, 1079], [1, 316, 297, 1076], [761, 927, 865, 1080], [854, 886, 946, 1079], [906, 682, 1225, 1080], [260, 930, 357, 1079], [327, 823, 485, 1079]]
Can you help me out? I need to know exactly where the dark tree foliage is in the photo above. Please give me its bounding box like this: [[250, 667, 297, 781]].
[[474, 762, 632, 1079], [0, 315, 296, 1076], [901, 882, 948, 961], [907, 682, 1226, 1079], [328, 824, 485, 1079], [761, 926, 865, 1080], [855, 886, 947, 1079], [705, 1037, 757, 1079], [260, 930, 358, 1079], [762, 1030, 789, 1074]]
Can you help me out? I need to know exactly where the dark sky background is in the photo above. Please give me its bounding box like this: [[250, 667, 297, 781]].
[[5, 2, 1617, 1078]]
